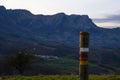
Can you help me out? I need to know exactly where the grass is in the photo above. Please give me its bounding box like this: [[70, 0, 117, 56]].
[[0, 75, 120, 80], [90, 75, 120, 80], [35, 57, 79, 74]]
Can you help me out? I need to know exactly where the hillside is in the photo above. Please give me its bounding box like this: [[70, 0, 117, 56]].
[[0, 6, 120, 74]]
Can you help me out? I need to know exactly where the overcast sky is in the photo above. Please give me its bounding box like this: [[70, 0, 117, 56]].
[[1, 0, 120, 28]]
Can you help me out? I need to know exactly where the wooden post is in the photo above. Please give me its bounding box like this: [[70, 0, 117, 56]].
[[79, 32, 89, 80]]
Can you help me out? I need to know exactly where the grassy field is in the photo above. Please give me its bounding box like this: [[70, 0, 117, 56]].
[[0, 75, 120, 80]]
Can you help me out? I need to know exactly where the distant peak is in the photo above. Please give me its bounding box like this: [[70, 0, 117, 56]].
[[0, 5, 6, 10], [9, 9, 33, 16], [13, 9, 32, 13], [81, 15, 89, 18], [55, 13, 66, 16]]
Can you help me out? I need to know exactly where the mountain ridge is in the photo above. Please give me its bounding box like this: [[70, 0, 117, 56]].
[[0, 6, 120, 74]]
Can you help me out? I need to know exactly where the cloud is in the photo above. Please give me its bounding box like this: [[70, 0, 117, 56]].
[[93, 14, 120, 23], [92, 12, 120, 28]]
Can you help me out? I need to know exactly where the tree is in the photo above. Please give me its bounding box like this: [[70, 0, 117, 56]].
[[7, 50, 34, 75]]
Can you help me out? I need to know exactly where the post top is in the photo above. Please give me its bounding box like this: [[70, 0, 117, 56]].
[[80, 32, 89, 35]]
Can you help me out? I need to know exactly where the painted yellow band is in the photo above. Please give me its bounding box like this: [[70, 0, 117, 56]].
[[80, 60, 88, 65]]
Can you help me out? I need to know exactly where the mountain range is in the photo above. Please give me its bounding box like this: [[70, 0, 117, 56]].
[[0, 6, 120, 74]]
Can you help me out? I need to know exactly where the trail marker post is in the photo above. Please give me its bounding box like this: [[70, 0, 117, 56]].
[[79, 32, 89, 80]]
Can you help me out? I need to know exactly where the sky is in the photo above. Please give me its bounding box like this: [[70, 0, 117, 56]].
[[1, 0, 120, 28]]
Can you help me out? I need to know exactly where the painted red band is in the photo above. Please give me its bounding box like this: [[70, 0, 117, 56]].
[[80, 54, 88, 58]]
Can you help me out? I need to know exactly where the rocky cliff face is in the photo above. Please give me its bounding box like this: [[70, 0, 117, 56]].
[[0, 6, 98, 47]]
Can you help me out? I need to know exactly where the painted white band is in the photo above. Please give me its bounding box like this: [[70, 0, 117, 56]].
[[80, 48, 89, 52]]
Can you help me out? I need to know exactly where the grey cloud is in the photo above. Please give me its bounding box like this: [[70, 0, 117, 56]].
[[93, 14, 120, 23]]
